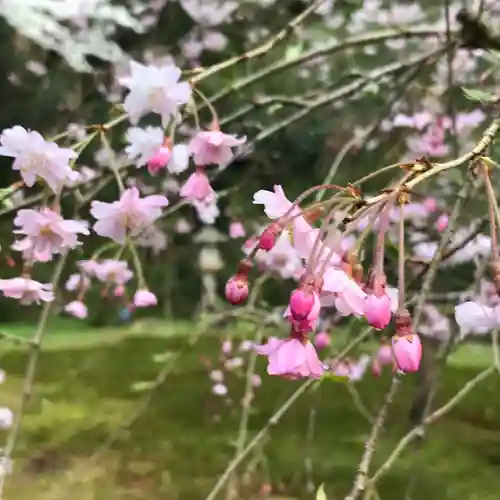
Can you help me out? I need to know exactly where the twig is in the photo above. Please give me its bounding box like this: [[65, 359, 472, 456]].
[[344, 373, 402, 500], [204, 326, 374, 500], [0, 252, 68, 494], [369, 366, 495, 485]]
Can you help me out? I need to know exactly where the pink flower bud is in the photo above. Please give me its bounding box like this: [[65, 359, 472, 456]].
[[435, 214, 448, 232], [147, 146, 171, 174], [289, 288, 315, 320], [224, 275, 249, 305], [133, 289, 158, 308], [114, 285, 125, 297], [363, 293, 392, 330], [392, 334, 422, 373], [258, 223, 280, 251], [314, 331, 331, 349], [423, 197, 437, 213]]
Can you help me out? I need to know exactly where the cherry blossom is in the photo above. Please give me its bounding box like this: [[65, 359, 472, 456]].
[[64, 300, 88, 319], [12, 208, 89, 262], [118, 61, 191, 126], [0, 126, 78, 192], [0, 278, 54, 304], [189, 129, 246, 166], [90, 187, 169, 243]]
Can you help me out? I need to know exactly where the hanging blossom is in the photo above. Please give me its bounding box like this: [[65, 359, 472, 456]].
[[233, 184, 416, 379], [12, 208, 89, 262], [454, 301, 500, 337], [189, 126, 246, 166], [118, 61, 192, 126], [125, 126, 189, 174], [0, 278, 54, 304], [90, 187, 169, 243], [0, 126, 78, 192]]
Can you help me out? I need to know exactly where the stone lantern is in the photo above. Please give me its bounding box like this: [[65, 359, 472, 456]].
[[194, 227, 227, 311]]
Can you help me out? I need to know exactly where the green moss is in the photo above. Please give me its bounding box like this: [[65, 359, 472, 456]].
[[0, 320, 499, 499]]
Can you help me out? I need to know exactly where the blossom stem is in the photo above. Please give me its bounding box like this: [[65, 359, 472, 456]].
[[374, 201, 392, 278], [0, 252, 68, 493], [397, 204, 406, 310], [128, 240, 147, 289], [192, 86, 219, 124], [483, 162, 500, 257], [100, 131, 125, 193], [345, 372, 402, 500]]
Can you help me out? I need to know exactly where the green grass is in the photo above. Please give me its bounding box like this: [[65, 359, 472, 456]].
[[0, 319, 498, 500]]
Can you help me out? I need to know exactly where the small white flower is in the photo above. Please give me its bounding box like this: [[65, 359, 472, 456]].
[[125, 126, 164, 166], [454, 301, 500, 337], [119, 61, 192, 126], [212, 383, 228, 396], [0, 407, 13, 429]]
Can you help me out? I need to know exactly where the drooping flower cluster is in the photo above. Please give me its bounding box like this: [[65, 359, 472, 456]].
[[224, 184, 423, 379]]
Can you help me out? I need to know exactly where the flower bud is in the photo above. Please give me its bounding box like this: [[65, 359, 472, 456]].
[[392, 333, 422, 373], [314, 331, 331, 349], [289, 288, 315, 320], [258, 222, 281, 251], [363, 293, 392, 330], [435, 214, 448, 232], [225, 275, 249, 305]]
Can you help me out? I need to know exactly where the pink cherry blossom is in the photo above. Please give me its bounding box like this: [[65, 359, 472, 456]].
[[189, 129, 246, 166], [254, 337, 324, 379], [314, 332, 331, 349], [0, 126, 78, 192], [222, 340, 232, 355], [12, 208, 89, 262], [90, 187, 168, 243], [229, 221, 245, 239], [180, 168, 214, 202], [0, 277, 54, 304], [133, 289, 158, 307], [93, 260, 133, 285], [392, 334, 422, 373], [372, 344, 395, 376], [64, 300, 88, 319], [323, 267, 367, 316]]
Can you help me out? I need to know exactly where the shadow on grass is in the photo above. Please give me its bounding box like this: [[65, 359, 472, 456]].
[[0, 322, 499, 499]]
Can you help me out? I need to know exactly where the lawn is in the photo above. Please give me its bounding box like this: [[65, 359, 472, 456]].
[[0, 318, 498, 500]]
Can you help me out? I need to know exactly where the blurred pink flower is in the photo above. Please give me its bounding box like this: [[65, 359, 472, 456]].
[[314, 331, 331, 349], [254, 337, 323, 378], [189, 128, 245, 166], [133, 289, 158, 307], [180, 168, 214, 201], [64, 300, 88, 319], [229, 221, 245, 239], [0, 125, 78, 192], [0, 277, 54, 304], [91, 187, 168, 243], [372, 344, 395, 376]]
